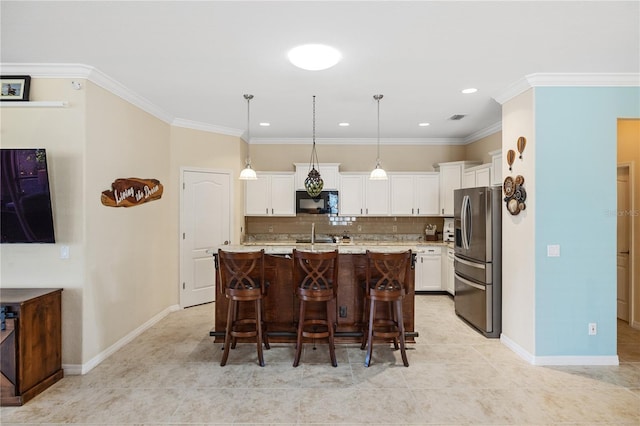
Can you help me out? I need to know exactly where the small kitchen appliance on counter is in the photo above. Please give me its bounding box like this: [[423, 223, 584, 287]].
[[443, 218, 454, 243]]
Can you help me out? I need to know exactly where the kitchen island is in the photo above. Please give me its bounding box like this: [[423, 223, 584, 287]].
[[208, 243, 440, 343]]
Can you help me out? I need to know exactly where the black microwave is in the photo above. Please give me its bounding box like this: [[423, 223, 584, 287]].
[[296, 190, 339, 214]]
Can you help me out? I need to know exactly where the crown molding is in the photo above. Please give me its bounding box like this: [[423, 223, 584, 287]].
[[171, 118, 244, 137], [1, 63, 175, 124], [494, 72, 640, 105], [251, 137, 466, 146], [463, 121, 502, 144]]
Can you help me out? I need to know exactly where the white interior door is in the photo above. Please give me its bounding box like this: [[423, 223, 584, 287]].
[[617, 165, 631, 321], [180, 169, 231, 308]]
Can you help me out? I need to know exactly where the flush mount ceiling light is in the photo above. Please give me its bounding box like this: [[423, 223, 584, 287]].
[[370, 94, 388, 181], [239, 94, 257, 180], [288, 44, 342, 71]]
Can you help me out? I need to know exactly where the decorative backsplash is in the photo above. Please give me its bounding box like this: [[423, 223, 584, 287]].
[[244, 215, 445, 243]]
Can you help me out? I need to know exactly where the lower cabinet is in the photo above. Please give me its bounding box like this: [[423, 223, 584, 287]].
[[443, 247, 455, 295], [415, 247, 442, 291]]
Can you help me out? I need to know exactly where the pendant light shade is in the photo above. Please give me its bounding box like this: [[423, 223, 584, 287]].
[[239, 94, 257, 180], [370, 94, 388, 180], [304, 95, 324, 196]]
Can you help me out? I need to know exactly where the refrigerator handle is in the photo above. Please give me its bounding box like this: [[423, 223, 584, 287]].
[[461, 195, 471, 250], [454, 255, 486, 269], [454, 273, 486, 291]]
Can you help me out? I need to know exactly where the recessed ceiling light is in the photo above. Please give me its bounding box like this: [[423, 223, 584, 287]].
[[461, 88, 478, 94], [338, 122, 350, 127], [287, 44, 342, 71], [259, 122, 270, 127], [418, 122, 430, 127]]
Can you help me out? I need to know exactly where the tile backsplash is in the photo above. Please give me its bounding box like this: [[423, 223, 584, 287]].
[[244, 215, 445, 243]]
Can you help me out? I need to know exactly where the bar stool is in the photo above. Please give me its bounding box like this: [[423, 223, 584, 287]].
[[360, 250, 411, 367], [217, 249, 270, 367], [292, 249, 339, 367]]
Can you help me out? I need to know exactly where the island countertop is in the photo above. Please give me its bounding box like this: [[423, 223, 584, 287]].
[[207, 240, 451, 255]]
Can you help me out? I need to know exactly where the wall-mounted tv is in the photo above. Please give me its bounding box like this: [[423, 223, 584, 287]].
[[1, 149, 55, 243]]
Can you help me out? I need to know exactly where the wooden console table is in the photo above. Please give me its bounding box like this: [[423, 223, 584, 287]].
[[1, 288, 63, 406]]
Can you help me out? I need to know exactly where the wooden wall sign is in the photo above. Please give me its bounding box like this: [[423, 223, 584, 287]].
[[101, 178, 163, 208]]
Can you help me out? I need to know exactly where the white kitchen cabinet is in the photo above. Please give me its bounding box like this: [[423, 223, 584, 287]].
[[489, 149, 503, 186], [294, 163, 340, 190], [442, 246, 455, 295], [339, 173, 389, 216], [390, 173, 439, 216], [245, 172, 295, 216], [462, 163, 492, 188], [435, 161, 479, 216], [415, 246, 442, 291]]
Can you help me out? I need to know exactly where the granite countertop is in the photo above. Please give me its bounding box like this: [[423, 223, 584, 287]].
[[207, 240, 453, 255]]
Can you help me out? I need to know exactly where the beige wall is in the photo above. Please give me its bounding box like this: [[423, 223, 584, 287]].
[[464, 132, 502, 163], [250, 143, 466, 172], [0, 78, 86, 365], [84, 81, 173, 364], [170, 126, 246, 243], [501, 88, 536, 355], [618, 119, 640, 327]]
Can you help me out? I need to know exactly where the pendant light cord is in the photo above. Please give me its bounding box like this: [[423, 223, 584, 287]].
[[245, 94, 253, 165], [309, 95, 319, 171]]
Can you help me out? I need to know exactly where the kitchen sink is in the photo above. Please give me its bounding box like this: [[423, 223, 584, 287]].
[[295, 237, 335, 244]]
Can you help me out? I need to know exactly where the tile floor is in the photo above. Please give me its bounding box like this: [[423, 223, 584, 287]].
[[1, 295, 639, 425]]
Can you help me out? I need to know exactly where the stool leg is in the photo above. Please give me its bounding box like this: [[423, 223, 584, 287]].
[[389, 302, 399, 350], [256, 299, 265, 367], [327, 301, 337, 367], [220, 299, 235, 366], [260, 299, 270, 350], [360, 296, 369, 350], [231, 300, 239, 350], [364, 299, 376, 367], [396, 299, 409, 367], [293, 300, 306, 367]]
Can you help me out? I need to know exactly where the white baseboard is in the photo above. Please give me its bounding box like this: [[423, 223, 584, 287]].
[[63, 304, 181, 375], [501, 333, 619, 366]]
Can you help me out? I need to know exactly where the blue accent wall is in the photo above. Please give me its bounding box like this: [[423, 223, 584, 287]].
[[535, 87, 640, 356]]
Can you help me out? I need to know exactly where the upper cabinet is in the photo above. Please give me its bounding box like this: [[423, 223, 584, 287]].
[[339, 173, 389, 216], [245, 172, 295, 216], [462, 163, 492, 189], [389, 173, 439, 216], [294, 163, 340, 191], [435, 161, 479, 216], [489, 149, 503, 186]]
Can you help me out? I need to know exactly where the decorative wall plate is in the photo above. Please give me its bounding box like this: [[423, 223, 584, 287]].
[[503, 176, 515, 197], [517, 136, 527, 159], [507, 150, 516, 172], [515, 175, 525, 186]]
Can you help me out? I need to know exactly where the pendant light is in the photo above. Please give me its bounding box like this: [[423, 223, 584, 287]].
[[370, 94, 388, 180], [239, 94, 257, 180], [304, 95, 324, 196]]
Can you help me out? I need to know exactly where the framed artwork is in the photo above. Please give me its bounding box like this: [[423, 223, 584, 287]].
[[1, 75, 31, 101]]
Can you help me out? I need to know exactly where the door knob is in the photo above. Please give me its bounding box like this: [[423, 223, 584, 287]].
[[619, 250, 630, 254], [223, 240, 230, 245]]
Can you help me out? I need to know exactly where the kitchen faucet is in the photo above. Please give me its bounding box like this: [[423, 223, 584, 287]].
[[311, 222, 315, 245]]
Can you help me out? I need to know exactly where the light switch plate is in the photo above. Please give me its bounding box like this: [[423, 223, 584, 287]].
[[547, 244, 560, 257], [60, 246, 70, 259]]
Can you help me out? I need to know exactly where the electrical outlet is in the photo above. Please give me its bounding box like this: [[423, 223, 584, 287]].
[[547, 244, 560, 257], [339, 306, 347, 318], [588, 322, 597, 335], [268, 225, 273, 233], [392, 225, 398, 232], [357, 225, 362, 232]]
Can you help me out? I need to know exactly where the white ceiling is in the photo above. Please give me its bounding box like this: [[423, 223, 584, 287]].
[[1, 1, 638, 143]]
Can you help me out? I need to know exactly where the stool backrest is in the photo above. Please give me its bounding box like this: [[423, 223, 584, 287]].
[[292, 249, 339, 294], [365, 250, 412, 292], [217, 249, 265, 293]]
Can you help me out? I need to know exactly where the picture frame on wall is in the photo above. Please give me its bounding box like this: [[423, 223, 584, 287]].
[[1, 75, 31, 101]]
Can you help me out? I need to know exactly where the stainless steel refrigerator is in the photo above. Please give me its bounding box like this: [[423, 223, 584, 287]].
[[453, 186, 502, 338]]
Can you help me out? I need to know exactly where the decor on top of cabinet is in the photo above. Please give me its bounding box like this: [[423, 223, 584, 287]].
[[506, 149, 516, 172], [304, 95, 324, 197], [517, 136, 526, 159], [503, 175, 526, 215], [1, 75, 30, 101], [101, 177, 163, 207]]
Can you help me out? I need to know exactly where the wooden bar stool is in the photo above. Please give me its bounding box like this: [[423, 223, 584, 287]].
[[217, 249, 270, 367], [292, 249, 339, 367], [361, 250, 412, 367]]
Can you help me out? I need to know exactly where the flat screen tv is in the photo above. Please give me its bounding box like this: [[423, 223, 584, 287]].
[[1, 149, 55, 243]]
